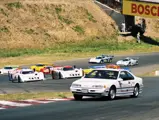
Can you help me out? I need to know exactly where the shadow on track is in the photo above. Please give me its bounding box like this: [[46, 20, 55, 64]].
[[70, 96, 140, 102]]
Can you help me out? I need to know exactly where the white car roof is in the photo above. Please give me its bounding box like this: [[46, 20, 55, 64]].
[[93, 68, 127, 72], [21, 69, 34, 72]]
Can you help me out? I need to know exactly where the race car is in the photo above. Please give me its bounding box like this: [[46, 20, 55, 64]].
[[39, 66, 63, 74], [40, 66, 54, 74], [89, 55, 114, 64], [9, 69, 45, 83], [116, 57, 139, 66], [83, 65, 106, 75], [51, 66, 83, 79], [70, 68, 143, 100], [30, 63, 50, 72], [0, 66, 19, 74]]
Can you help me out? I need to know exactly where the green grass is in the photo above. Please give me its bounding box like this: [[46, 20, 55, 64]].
[[0, 92, 72, 101], [0, 26, 9, 32], [86, 10, 97, 23], [55, 7, 73, 25], [6, 2, 23, 9], [0, 35, 158, 58], [72, 25, 85, 34], [0, 8, 8, 16]]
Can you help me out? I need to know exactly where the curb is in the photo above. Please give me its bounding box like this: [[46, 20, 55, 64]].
[[0, 98, 73, 110]]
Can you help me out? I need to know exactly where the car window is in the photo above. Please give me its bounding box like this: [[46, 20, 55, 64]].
[[22, 71, 34, 74], [119, 71, 134, 80], [85, 70, 119, 80], [36, 64, 45, 67], [4, 67, 13, 69], [96, 57, 102, 59], [63, 67, 74, 71], [126, 71, 134, 80], [123, 59, 129, 61]]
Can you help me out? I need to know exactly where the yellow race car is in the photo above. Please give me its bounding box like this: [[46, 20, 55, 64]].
[[30, 63, 51, 72], [83, 65, 106, 75]]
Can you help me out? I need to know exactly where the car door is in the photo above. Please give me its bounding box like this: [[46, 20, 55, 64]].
[[118, 71, 134, 94]]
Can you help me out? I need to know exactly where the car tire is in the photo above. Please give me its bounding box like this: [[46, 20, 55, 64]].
[[18, 76, 22, 83], [108, 86, 116, 100], [73, 94, 83, 101], [136, 61, 139, 65], [131, 85, 139, 98], [56, 72, 61, 79], [100, 60, 104, 64], [51, 71, 55, 79]]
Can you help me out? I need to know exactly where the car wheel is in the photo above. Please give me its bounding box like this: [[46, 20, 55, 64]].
[[109, 59, 112, 63], [56, 72, 62, 79], [18, 76, 22, 83], [100, 60, 104, 64], [51, 71, 55, 79], [108, 87, 116, 100], [136, 61, 139, 65], [131, 85, 139, 98], [73, 94, 83, 101]]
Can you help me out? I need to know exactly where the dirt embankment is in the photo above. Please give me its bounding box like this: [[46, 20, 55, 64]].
[[0, 0, 116, 49]]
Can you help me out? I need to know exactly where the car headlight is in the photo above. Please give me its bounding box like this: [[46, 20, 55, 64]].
[[92, 85, 106, 89], [71, 84, 81, 88]]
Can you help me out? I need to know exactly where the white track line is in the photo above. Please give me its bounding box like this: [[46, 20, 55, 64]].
[[0, 101, 32, 107], [47, 98, 72, 101], [0, 107, 6, 110], [22, 99, 55, 104]]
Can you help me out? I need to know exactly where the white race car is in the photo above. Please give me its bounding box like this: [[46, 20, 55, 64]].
[[116, 57, 139, 66], [52, 66, 83, 79], [9, 69, 45, 83], [0, 66, 19, 74], [70, 68, 143, 100], [89, 55, 114, 64]]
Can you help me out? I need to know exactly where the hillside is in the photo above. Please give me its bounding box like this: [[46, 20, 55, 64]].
[[0, 0, 116, 49]]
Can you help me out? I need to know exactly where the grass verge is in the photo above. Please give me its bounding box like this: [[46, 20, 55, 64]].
[[0, 36, 158, 67], [0, 92, 72, 101], [140, 70, 159, 77]]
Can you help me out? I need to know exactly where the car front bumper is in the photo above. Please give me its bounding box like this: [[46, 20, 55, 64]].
[[71, 88, 109, 97]]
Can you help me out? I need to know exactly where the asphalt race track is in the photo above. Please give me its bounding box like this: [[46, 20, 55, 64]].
[[0, 52, 159, 94], [0, 53, 159, 120], [0, 77, 159, 120]]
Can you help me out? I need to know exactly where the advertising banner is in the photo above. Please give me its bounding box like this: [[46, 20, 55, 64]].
[[123, 0, 159, 18]]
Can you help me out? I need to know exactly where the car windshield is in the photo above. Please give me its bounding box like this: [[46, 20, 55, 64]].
[[22, 71, 34, 74], [84, 70, 119, 80], [45, 66, 52, 69], [89, 66, 106, 69], [96, 56, 102, 59], [63, 67, 74, 71], [122, 59, 129, 61], [36, 64, 45, 66], [4, 67, 13, 69]]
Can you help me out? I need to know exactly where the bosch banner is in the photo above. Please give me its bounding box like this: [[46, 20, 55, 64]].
[[123, 0, 159, 18]]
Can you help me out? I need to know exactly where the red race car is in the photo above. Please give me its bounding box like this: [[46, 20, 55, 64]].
[[40, 66, 63, 74]]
